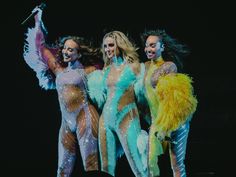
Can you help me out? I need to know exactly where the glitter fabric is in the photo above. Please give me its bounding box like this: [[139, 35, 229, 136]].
[[23, 11, 99, 176], [98, 57, 147, 177], [56, 61, 98, 175], [144, 57, 197, 177]]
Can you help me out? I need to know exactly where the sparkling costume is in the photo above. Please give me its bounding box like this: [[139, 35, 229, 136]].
[[144, 57, 197, 177], [23, 18, 99, 176], [88, 57, 147, 177]]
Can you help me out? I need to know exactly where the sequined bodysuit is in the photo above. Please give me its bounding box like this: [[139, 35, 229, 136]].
[[144, 57, 196, 177], [56, 61, 99, 176], [99, 57, 147, 177], [23, 22, 99, 177]]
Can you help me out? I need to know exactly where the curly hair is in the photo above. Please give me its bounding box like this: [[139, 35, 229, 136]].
[[141, 29, 190, 70], [102, 31, 139, 67], [52, 36, 103, 68]]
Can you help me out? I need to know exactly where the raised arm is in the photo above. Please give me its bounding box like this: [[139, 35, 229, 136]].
[[33, 7, 62, 74], [23, 6, 61, 89]]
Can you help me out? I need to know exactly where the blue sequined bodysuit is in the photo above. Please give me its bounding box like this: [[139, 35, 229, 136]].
[[99, 57, 147, 177]]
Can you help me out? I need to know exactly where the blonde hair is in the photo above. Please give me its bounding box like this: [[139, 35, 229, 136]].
[[101, 31, 139, 66]]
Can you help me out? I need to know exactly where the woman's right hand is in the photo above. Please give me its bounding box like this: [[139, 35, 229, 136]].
[[32, 6, 43, 23]]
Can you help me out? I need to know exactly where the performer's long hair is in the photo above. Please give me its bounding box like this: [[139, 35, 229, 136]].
[[102, 31, 139, 67], [141, 29, 190, 70], [54, 36, 103, 68]]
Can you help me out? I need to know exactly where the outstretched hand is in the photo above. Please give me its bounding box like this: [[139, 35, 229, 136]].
[[21, 3, 46, 25], [33, 6, 43, 22]]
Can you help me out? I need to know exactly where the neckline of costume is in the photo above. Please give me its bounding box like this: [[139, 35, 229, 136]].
[[111, 56, 125, 67], [68, 60, 83, 70], [151, 56, 164, 66]]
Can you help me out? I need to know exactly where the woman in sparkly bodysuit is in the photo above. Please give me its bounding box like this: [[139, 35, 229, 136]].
[[95, 31, 147, 177], [23, 6, 102, 177], [141, 29, 198, 177]]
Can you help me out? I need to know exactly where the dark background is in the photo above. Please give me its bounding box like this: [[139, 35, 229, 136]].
[[3, 0, 235, 177]]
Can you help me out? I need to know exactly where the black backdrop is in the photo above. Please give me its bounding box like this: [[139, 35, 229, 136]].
[[3, 0, 235, 177]]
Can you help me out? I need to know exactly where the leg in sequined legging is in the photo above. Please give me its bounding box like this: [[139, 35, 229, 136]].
[[117, 107, 147, 177], [99, 105, 147, 177], [57, 105, 99, 177], [57, 123, 77, 177], [76, 104, 99, 171], [169, 121, 190, 177], [99, 115, 118, 176]]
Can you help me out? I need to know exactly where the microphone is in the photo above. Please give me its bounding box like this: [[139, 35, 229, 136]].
[[21, 3, 46, 25]]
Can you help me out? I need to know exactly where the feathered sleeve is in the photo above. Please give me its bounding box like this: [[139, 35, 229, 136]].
[[134, 63, 152, 125], [23, 14, 56, 90], [86, 69, 107, 110], [154, 73, 198, 134], [134, 63, 146, 103]]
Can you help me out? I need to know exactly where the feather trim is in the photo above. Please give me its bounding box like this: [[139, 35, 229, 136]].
[[134, 63, 146, 103], [23, 26, 55, 90], [154, 73, 198, 133], [87, 70, 106, 110]]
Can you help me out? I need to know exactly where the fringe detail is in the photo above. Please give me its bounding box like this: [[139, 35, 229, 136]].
[[154, 73, 198, 133], [23, 26, 55, 90]]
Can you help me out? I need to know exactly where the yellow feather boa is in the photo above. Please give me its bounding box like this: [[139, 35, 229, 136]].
[[154, 73, 198, 134]]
